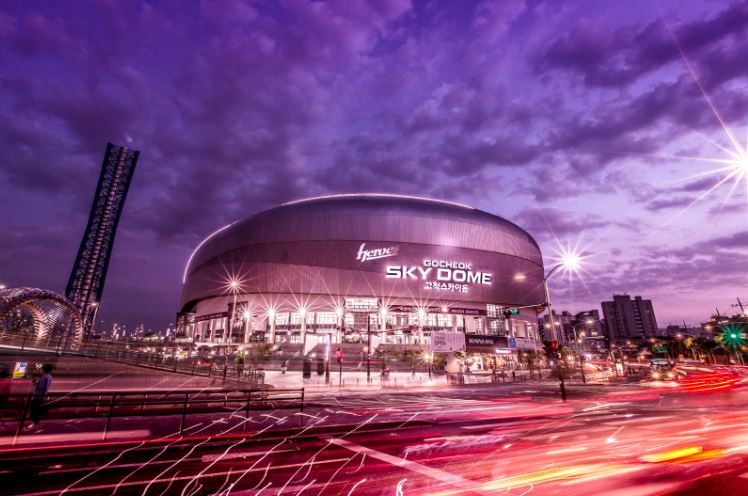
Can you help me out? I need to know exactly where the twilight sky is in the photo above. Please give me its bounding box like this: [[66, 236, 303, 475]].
[[1, 0, 747, 332]]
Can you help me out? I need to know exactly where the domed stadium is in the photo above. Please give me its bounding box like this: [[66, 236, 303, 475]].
[[178, 194, 545, 361]]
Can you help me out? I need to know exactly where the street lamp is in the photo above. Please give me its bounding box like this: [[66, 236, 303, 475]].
[[299, 306, 308, 355], [226, 279, 240, 344], [540, 251, 583, 402], [242, 309, 252, 344], [424, 351, 433, 379], [366, 315, 372, 384], [380, 306, 389, 374]]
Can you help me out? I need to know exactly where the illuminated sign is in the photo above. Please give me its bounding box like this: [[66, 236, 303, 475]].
[[356, 242, 399, 262], [387, 305, 487, 316], [194, 312, 229, 323], [430, 331, 466, 352], [465, 334, 506, 349], [385, 258, 492, 293]]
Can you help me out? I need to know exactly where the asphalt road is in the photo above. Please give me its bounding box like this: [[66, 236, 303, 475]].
[[3, 380, 748, 495]]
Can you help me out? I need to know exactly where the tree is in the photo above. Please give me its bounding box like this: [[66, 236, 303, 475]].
[[243, 342, 273, 369], [400, 349, 421, 368]]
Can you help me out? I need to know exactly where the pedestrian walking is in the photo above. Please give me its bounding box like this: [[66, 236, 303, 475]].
[[27, 363, 53, 430]]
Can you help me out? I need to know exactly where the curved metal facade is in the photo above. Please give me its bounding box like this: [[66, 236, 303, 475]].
[[181, 194, 545, 312], [0, 287, 84, 346]]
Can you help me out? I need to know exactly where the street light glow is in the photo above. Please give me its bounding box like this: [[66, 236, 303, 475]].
[[560, 251, 582, 271], [223, 276, 244, 294]]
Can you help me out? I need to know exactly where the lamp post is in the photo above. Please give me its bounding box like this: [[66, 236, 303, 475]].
[[543, 263, 566, 402], [577, 330, 586, 383], [380, 306, 388, 377], [90, 302, 100, 339], [243, 309, 251, 344], [366, 316, 372, 384], [227, 280, 240, 344]]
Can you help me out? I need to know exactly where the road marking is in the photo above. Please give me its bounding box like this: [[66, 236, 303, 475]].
[[39, 449, 299, 474], [327, 437, 490, 494], [602, 416, 674, 426], [0, 430, 150, 447], [201, 448, 296, 462], [15, 458, 352, 495], [523, 425, 618, 441]]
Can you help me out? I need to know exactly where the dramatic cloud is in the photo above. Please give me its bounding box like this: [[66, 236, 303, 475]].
[[1, 0, 746, 328]]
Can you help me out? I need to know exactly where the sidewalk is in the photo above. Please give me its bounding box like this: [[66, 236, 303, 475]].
[[263, 368, 559, 393]]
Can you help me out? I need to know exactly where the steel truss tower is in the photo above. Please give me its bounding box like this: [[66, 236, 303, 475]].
[[66, 143, 139, 341]]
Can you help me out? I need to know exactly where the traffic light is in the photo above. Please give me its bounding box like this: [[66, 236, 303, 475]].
[[336, 349, 343, 363], [723, 325, 744, 347], [550, 340, 558, 350], [503, 308, 519, 318]]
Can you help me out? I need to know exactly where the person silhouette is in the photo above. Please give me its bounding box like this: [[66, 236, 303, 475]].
[[27, 364, 53, 430]]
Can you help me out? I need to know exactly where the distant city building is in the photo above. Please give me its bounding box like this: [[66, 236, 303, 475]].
[[701, 312, 747, 337], [539, 309, 606, 352], [601, 294, 658, 344], [539, 310, 573, 342], [574, 310, 606, 351], [663, 324, 707, 338]]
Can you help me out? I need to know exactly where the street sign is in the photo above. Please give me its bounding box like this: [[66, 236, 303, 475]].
[[223, 346, 233, 356]]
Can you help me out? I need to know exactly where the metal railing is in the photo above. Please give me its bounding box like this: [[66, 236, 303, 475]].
[[0, 336, 268, 386], [0, 387, 304, 446]]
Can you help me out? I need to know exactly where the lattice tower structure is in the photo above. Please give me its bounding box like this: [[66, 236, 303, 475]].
[[66, 143, 139, 341]]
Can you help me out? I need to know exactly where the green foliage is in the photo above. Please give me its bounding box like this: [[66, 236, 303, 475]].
[[453, 351, 476, 366], [242, 342, 273, 368], [431, 353, 447, 368], [400, 349, 420, 366]]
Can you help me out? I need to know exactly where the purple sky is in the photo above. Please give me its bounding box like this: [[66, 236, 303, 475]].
[[1, 1, 747, 332]]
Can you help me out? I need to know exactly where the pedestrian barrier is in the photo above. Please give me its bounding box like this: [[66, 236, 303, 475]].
[[584, 370, 614, 382], [0, 386, 304, 446]]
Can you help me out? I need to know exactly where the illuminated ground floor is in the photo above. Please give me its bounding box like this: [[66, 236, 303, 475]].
[[178, 294, 544, 357]]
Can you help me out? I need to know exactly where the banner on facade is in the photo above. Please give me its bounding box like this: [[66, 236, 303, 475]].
[[508, 337, 537, 350], [430, 331, 466, 352], [194, 312, 228, 323], [387, 305, 487, 316], [465, 334, 507, 351]]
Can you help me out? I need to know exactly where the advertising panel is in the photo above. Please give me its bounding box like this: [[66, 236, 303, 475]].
[[430, 331, 466, 352], [509, 337, 537, 350], [12, 361, 27, 379], [465, 334, 508, 351], [387, 305, 487, 316]]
